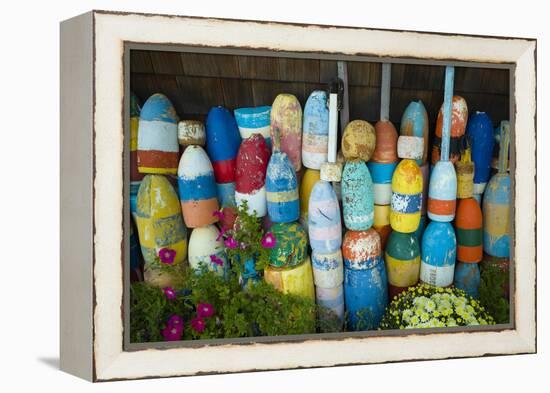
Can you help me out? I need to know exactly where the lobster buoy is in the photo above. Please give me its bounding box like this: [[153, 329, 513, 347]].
[[235, 134, 270, 217], [177, 146, 219, 228], [308, 180, 342, 253], [264, 257, 315, 301], [342, 160, 374, 231], [455, 198, 483, 263], [390, 159, 422, 233], [367, 161, 398, 206], [137, 93, 179, 174], [130, 92, 144, 185], [312, 249, 344, 288], [456, 144, 474, 199], [188, 225, 227, 277], [266, 151, 300, 223], [302, 90, 329, 169], [341, 120, 376, 161], [268, 222, 308, 268], [385, 231, 420, 299], [373, 120, 398, 163], [428, 161, 457, 222], [483, 121, 511, 258], [178, 120, 205, 147], [234, 106, 272, 147], [135, 175, 188, 266], [373, 204, 392, 250], [270, 94, 303, 171], [342, 229, 388, 330], [454, 262, 481, 299], [300, 169, 321, 230], [420, 221, 456, 287], [467, 111, 495, 198], [432, 96, 468, 164], [206, 106, 242, 184], [400, 100, 429, 164]]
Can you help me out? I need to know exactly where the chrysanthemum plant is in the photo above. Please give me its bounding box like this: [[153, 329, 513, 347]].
[[380, 284, 495, 330]]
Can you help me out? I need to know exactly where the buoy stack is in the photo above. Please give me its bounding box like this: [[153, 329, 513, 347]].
[[421, 66, 458, 288], [341, 120, 388, 330], [270, 94, 303, 172], [264, 107, 314, 300], [130, 92, 143, 216], [482, 121, 511, 297]]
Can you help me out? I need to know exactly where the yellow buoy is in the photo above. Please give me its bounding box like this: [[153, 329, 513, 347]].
[[390, 159, 423, 233], [264, 256, 315, 301], [299, 168, 321, 229]]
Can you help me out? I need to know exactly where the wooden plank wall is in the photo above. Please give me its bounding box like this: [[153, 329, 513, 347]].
[[130, 50, 509, 129]]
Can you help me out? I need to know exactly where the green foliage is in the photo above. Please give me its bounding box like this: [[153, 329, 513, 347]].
[[380, 284, 495, 330], [130, 267, 318, 342], [479, 262, 510, 324], [224, 200, 271, 273]]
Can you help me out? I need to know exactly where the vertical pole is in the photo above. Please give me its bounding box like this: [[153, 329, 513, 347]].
[[380, 63, 391, 121], [441, 65, 455, 162], [337, 61, 349, 131], [498, 121, 510, 174], [328, 93, 338, 163]]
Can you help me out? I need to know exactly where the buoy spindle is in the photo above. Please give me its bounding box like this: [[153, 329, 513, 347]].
[[441, 66, 455, 162]]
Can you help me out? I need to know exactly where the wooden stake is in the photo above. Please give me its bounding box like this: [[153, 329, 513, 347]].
[[380, 63, 391, 121], [441, 66, 455, 161]]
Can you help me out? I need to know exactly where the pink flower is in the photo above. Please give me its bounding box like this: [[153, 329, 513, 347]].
[[158, 248, 176, 264], [197, 303, 215, 318], [167, 314, 184, 328], [212, 210, 225, 221], [161, 325, 183, 341], [261, 232, 277, 248], [163, 287, 176, 300], [215, 226, 227, 241], [191, 316, 206, 333], [224, 236, 238, 249], [210, 254, 224, 267]]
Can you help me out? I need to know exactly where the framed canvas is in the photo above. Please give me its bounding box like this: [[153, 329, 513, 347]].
[[60, 10, 536, 381]]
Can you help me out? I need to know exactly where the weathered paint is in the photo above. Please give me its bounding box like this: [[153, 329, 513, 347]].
[[397, 135, 424, 160], [135, 175, 188, 266], [234, 106, 272, 147], [373, 204, 392, 250], [216, 182, 236, 208], [178, 120, 206, 146], [456, 147, 474, 199], [302, 90, 329, 169], [432, 96, 468, 164], [137, 93, 179, 174], [427, 160, 457, 222], [372, 120, 398, 163], [456, 198, 483, 263], [483, 121, 511, 258], [235, 134, 271, 217], [420, 221, 456, 287], [264, 257, 315, 301], [130, 92, 144, 184], [399, 100, 429, 164], [205, 106, 242, 184], [367, 161, 398, 205], [312, 249, 344, 288], [342, 229, 381, 270], [483, 174, 510, 258], [390, 159, 422, 233], [344, 259, 388, 331], [188, 225, 227, 277], [268, 221, 308, 268], [240, 256, 261, 290], [454, 262, 480, 299], [308, 179, 341, 253], [316, 285, 345, 325], [177, 145, 220, 228], [467, 111, 495, 197], [270, 94, 303, 171], [342, 160, 374, 230], [266, 151, 300, 223], [320, 161, 343, 182], [300, 169, 321, 230], [341, 120, 376, 161], [385, 231, 420, 299]]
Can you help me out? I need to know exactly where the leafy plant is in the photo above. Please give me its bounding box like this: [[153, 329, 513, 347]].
[[479, 262, 510, 324]]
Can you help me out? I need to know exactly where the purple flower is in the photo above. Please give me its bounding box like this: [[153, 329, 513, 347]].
[[163, 287, 176, 300], [191, 316, 206, 333], [161, 325, 183, 341], [224, 236, 238, 249], [215, 226, 227, 241], [261, 232, 277, 248], [197, 303, 215, 318], [167, 314, 184, 328], [210, 254, 224, 267], [158, 248, 176, 264], [212, 210, 225, 221]]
